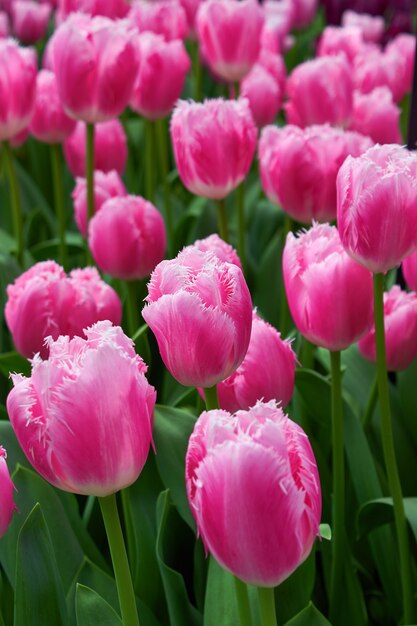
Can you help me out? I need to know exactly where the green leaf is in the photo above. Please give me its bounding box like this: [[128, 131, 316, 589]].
[[156, 490, 202, 626], [319, 524, 332, 541], [153, 405, 197, 529], [275, 548, 316, 625], [75, 584, 122, 626], [284, 603, 332, 626], [0, 351, 30, 379], [203, 558, 260, 626], [357, 497, 417, 546], [14, 503, 68, 626]]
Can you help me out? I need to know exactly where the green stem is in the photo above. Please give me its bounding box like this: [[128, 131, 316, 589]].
[[86, 122, 95, 265], [216, 198, 229, 242], [145, 120, 155, 203], [126, 280, 140, 339], [156, 119, 174, 255], [50, 143, 67, 269], [258, 587, 277, 626], [204, 385, 219, 411], [329, 350, 345, 620], [361, 374, 378, 432], [279, 214, 292, 336], [236, 181, 246, 273], [99, 494, 140, 626], [373, 273, 414, 624], [234, 577, 253, 626], [3, 141, 23, 267], [192, 41, 203, 102], [235, 81, 240, 99]]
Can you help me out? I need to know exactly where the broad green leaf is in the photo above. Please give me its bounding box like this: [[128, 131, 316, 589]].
[[357, 497, 417, 547], [156, 490, 202, 626], [252, 229, 282, 327], [0, 421, 31, 470], [75, 584, 122, 626], [275, 548, 316, 625], [397, 358, 417, 453], [284, 602, 332, 626], [203, 558, 260, 626], [14, 503, 68, 626], [153, 405, 197, 529], [0, 351, 30, 379]]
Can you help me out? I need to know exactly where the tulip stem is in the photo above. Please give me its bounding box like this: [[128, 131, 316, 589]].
[[86, 122, 95, 265], [192, 41, 203, 102], [236, 181, 246, 273], [258, 587, 277, 626], [126, 280, 140, 339], [216, 198, 229, 242], [373, 272, 414, 624], [234, 577, 253, 626], [99, 493, 140, 626], [156, 118, 174, 255], [50, 143, 67, 269], [145, 120, 155, 203], [329, 349, 345, 620], [3, 141, 24, 267], [234, 81, 240, 99], [361, 374, 378, 432], [204, 385, 219, 410]]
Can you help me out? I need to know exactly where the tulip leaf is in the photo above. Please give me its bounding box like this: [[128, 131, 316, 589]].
[[275, 548, 317, 625], [319, 524, 332, 541], [14, 503, 68, 626], [0, 420, 31, 470], [357, 497, 417, 545], [283, 602, 331, 626], [204, 557, 260, 626], [75, 584, 122, 626], [156, 490, 203, 626], [153, 405, 197, 530], [0, 351, 31, 379]]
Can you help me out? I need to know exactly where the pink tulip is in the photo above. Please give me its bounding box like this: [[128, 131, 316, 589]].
[[241, 64, 282, 128], [285, 55, 353, 128], [50, 13, 139, 123], [89, 195, 167, 280], [402, 249, 417, 292], [353, 47, 408, 103], [337, 144, 417, 274], [0, 11, 9, 37], [7, 321, 156, 496], [63, 119, 128, 177], [341, 10, 384, 43], [283, 223, 373, 351], [5, 261, 122, 359], [129, 32, 190, 120], [317, 26, 368, 64], [216, 312, 296, 412], [196, 0, 264, 82], [142, 247, 252, 388], [385, 33, 415, 96], [128, 0, 188, 41], [186, 233, 242, 269], [358, 286, 417, 371], [0, 446, 17, 537], [260, 3, 292, 55], [11, 0, 51, 44], [290, 0, 318, 29], [29, 70, 77, 144], [0, 38, 37, 141], [170, 98, 257, 200], [259, 124, 372, 223], [9, 126, 29, 148], [257, 50, 286, 93], [72, 169, 127, 237], [179, 0, 201, 34], [56, 0, 130, 21], [349, 87, 402, 145], [185, 401, 321, 586]]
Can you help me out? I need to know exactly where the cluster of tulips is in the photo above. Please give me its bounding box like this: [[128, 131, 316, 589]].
[[0, 0, 417, 625]]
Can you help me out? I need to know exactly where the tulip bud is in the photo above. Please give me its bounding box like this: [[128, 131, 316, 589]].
[[30, 70, 77, 144], [186, 401, 321, 586], [7, 321, 156, 496]]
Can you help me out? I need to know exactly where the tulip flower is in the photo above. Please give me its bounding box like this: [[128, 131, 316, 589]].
[[353, 47, 408, 103], [0, 446, 17, 537], [56, 0, 130, 21], [142, 247, 252, 388], [129, 32, 190, 120], [317, 25, 368, 64], [241, 64, 282, 128], [385, 34, 414, 94], [29, 70, 77, 144], [217, 312, 296, 412], [64, 119, 128, 178], [337, 144, 417, 274], [89, 195, 167, 281], [349, 87, 402, 145], [358, 286, 417, 371], [402, 249, 417, 292], [186, 233, 242, 269], [196, 0, 264, 82], [72, 169, 127, 237], [285, 55, 353, 128], [283, 223, 374, 351], [185, 400, 321, 587], [128, 0, 188, 41], [341, 10, 385, 43], [11, 0, 51, 44], [259, 124, 372, 223], [291, 0, 318, 28], [5, 261, 122, 359]]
